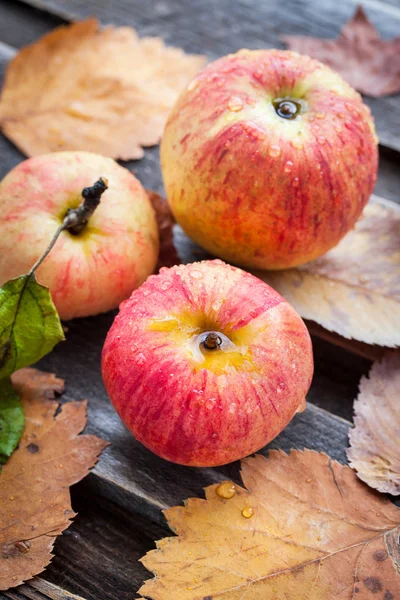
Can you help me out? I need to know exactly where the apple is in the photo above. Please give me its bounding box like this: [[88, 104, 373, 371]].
[[0, 151, 159, 320], [161, 49, 378, 270], [102, 260, 313, 466]]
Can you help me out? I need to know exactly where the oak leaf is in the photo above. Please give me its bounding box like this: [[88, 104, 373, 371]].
[[347, 352, 400, 495], [282, 6, 400, 98], [140, 451, 400, 599], [257, 198, 400, 347], [0, 19, 205, 160], [147, 191, 180, 270], [0, 369, 107, 590]]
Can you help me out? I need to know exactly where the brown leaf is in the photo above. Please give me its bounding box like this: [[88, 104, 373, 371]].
[[140, 450, 400, 599], [0, 19, 205, 160], [282, 6, 400, 97], [347, 352, 400, 495], [147, 191, 181, 270], [0, 368, 107, 590], [257, 198, 400, 347]]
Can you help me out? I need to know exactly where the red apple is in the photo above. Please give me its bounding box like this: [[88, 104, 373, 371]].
[[161, 49, 378, 269], [0, 152, 159, 320], [102, 260, 313, 466]]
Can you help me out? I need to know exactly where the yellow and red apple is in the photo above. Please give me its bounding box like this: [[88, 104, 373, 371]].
[[102, 260, 313, 466], [0, 151, 159, 320], [161, 49, 378, 269]]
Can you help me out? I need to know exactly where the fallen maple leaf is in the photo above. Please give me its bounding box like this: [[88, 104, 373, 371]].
[[347, 352, 400, 496], [282, 6, 400, 97], [0, 19, 205, 160], [140, 451, 400, 599], [0, 368, 107, 590], [257, 199, 400, 347], [147, 191, 180, 270]]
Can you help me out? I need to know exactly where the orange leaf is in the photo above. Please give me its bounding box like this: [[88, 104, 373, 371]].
[[147, 191, 180, 270], [0, 369, 107, 590], [282, 6, 400, 97], [347, 352, 400, 496], [0, 19, 205, 160], [140, 451, 400, 599]]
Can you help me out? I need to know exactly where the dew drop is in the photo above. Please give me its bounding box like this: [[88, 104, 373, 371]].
[[337, 112, 345, 119], [315, 112, 326, 120], [284, 160, 293, 173], [242, 506, 254, 518], [161, 280, 172, 291], [345, 102, 354, 112], [317, 136, 326, 145], [291, 139, 303, 150], [190, 270, 203, 279], [136, 353, 146, 365], [216, 482, 237, 499], [292, 360, 297, 370], [334, 125, 343, 133], [358, 274, 369, 284], [268, 145, 281, 158], [227, 96, 244, 112], [292, 177, 300, 188], [212, 301, 221, 311], [277, 382, 286, 393], [187, 79, 199, 91]]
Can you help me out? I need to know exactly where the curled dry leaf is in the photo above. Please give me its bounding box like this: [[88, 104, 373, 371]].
[[282, 6, 400, 98], [258, 198, 400, 347], [347, 352, 400, 495], [0, 369, 107, 590], [147, 191, 180, 270], [140, 451, 400, 599], [0, 19, 205, 160]]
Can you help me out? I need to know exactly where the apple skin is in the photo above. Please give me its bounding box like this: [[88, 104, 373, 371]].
[[102, 260, 313, 467], [0, 151, 159, 320], [161, 49, 378, 270]]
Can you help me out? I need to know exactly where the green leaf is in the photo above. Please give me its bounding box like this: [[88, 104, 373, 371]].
[[0, 377, 25, 465], [0, 274, 65, 380]]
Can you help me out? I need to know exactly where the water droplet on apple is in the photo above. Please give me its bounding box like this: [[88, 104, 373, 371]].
[[212, 301, 221, 312], [345, 102, 354, 112], [136, 353, 146, 365], [292, 360, 297, 370], [190, 269, 203, 279], [142, 289, 151, 296], [315, 112, 326, 120], [335, 125, 343, 133], [337, 112, 345, 119], [292, 177, 300, 188], [159, 267, 169, 274], [268, 145, 281, 158], [241, 506, 254, 518], [291, 139, 303, 150], [160, 280, 172, 291], [187, 78, 199, 91], [277, 382, 285, 393], [358, 274, 369, 284], [216, 482, 236, 499], [227, 96, 243, 112], [317, 136, 326, 145], [284, 161, 293, 173]]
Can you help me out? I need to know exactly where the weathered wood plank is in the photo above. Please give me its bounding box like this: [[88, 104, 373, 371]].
[[2, 578, 88, 600], [15, 0, 400, 153]]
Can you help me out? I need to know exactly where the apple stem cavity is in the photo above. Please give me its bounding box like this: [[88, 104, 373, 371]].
[[203, 332, 223, 350], [28, 177, 108, 277]]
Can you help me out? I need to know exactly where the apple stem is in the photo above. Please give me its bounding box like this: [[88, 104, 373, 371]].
[[203, 332, 222, 350], [28, 177, 108, 277]]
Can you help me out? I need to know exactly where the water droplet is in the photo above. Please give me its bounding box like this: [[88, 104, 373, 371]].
[[159, 267, 169, 274], [334, 125, 343, 133], [292, 177, 300, 188], [241, 121, 266, 140], [315, 112, 326, 119], [142, 289, 151, 297], [136, 353, 146, 365], [268, 145, 281, 158], [216, 482, 236, 499], [277, 382, 285, 393], [161, 280, 172, 291], [242, 506, 254, 518], [190, 270, 203, 279], [187, 79, 199, 92], [337, 112, 345, 119], [358, 274, 369, 284], [317, 136, 326, 145], [306, 478, 312, 483], [212, 301, 220, 311], [284, 161, 293, 173], [291, 139, 303, 150], [345, 102, 354, 112], [292, 360, 297, 369], [227, 96, 243, 112]]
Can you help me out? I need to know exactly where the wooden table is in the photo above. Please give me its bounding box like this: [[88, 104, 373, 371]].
[[1, 1, 399, 598]]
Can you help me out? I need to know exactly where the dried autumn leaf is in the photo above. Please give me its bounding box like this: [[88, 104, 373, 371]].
[[0, 19, 205, 160], [0, 368, 107, 590], [257, 198, 400, 347], [140, 451, 400, 600], [148, 191, 180, 270], [347, 352, 400, 496], [282, 6, 400, 97]]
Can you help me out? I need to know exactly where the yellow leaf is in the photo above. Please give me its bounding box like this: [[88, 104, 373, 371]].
[[140, 451, 400, 599], [257, 198, 400, 347], [0, 368, 107, 590], [0, 19, 205, 160], [347, 351, 400, 495]]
